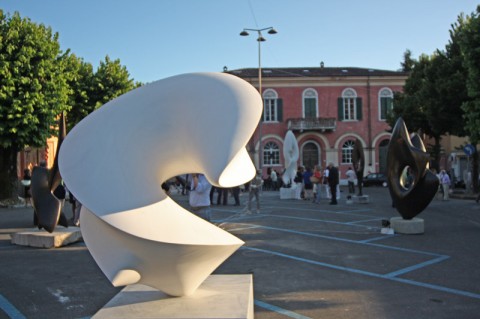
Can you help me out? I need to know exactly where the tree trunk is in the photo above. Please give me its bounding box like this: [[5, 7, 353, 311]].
[[0, 146, 19, 200]]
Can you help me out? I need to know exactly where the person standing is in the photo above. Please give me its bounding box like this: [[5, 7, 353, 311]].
[[345, 167, 356, 194], [303, 167, 313, 200], [327, 162, 339, 205], [440, 170, 451, 201], [21, 169, 32, 207], [247, 170, 263, 214], [189, 173, 212, 221]]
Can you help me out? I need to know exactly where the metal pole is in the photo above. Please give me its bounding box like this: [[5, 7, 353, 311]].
[[258, 32, 263, 171]]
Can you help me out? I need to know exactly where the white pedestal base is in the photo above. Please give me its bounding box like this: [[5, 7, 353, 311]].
[[280, 187, 296, 199], [10, 227, 82, 248], [353, 195, 370, 204], [93, 274, 253, 319], [390, 217, 424, 234]]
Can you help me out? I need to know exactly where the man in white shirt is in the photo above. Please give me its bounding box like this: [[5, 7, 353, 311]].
[[189, 173, 212, 221], [346, 167, 356, 194]]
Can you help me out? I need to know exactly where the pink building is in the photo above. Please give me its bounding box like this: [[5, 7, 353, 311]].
[[227, 66, 408, 182]]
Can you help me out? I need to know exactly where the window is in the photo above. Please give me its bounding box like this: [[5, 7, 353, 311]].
[[263, 142, 280, 166], [342, 140, 355, 164], [263, 89, 278, 122], [343, 89, 356, 120], [338, 89, 362, 121], [303, 89, 318, 118], [379, 88, 393, 120]]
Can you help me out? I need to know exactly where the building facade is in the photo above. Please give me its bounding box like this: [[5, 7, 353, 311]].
[[227, 66, 409, 182]]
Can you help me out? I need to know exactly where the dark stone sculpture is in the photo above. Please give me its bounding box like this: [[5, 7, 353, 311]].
[[31, 113, 68, 233], [387, 118, 439, 220], [352, 139, 365, 196]]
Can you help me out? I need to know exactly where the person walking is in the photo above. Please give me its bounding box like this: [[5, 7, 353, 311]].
[[327, 162, 339, 205], [440, 170, 451, 201], [345, 167, 356, 194], [189, 173, 212, 221], [247, 170, 263, 214]]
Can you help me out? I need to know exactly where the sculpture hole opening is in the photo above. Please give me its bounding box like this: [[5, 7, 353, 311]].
[[400, 166, 415, 190]]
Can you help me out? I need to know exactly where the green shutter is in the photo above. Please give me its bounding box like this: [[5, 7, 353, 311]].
[[356, 98, 362, 120], [337, 98, 344, 120], [261, 99, 265, 122], [380, 97, 387, 119], [277, 99, 283, 122]]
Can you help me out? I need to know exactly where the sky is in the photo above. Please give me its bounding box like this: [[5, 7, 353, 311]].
[[1, 0, 479, 84]]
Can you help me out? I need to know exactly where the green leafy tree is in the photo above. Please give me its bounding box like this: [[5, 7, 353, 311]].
[[0, 11, 69, 199], [457, 6, 480, 190], [90, 55, 139, 110], [62, 52, 95, 131]]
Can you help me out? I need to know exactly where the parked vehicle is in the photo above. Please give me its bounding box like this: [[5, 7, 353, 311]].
[[363, 173, 387, 187]]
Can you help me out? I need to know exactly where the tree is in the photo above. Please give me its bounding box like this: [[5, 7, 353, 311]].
[[62, 52, 95, 131], [456, 6, 480, 191], [0, 11, 69, 199], [90, 55, 139, 110], [400, 49, 415, 72]]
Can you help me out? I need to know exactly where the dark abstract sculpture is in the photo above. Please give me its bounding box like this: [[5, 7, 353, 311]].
[[352, 139, 365, 196], [387, 118, 439, 220], [31, 113, 68, 233]]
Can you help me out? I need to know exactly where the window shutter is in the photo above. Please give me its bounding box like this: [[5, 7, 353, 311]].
[[356, 98, 362, 120], [277, 99, 283, 122], [380, 97, 387, 119], [261, 99, 265, 122], [337, 98, 343, 120]]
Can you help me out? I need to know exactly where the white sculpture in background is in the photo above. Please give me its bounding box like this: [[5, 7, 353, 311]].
[[59, 73, 262, 297], [279, 130, 299, 199], [282, 130, 299, 186]]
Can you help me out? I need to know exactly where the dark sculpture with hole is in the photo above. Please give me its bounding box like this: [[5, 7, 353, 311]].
[[387, 118, 439, 220], [31, 113, 69, 233]]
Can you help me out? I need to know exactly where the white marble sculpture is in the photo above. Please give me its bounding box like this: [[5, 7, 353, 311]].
[[281, 130, 299, 186], [59, 73, 262, 296]]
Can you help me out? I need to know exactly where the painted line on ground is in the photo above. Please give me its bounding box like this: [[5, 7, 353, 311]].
[[254, 299, 312, 319], [242, 246, 480, 300], [0, 294, 26, 319], [384, 255, 450, 278], [266, 214, 382, 231]]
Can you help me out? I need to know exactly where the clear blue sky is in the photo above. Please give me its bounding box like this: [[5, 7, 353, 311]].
[[1, 0, 478, 83]]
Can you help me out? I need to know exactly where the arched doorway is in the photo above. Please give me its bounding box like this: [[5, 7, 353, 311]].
[[379, 139, 390, 173], [302, 142, 319, 169]]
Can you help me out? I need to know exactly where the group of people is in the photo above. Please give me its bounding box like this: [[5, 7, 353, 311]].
[[290, 163, 341, 205], [188, 170, 263, 222]]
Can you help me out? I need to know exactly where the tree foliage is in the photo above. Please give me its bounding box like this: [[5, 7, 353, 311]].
[[0, 11, 69, 198], [0, 10, 140, 199]]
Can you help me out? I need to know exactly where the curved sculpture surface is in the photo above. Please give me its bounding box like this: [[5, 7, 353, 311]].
[[31, 113, 68, 232], [282, 130, 299, 186], [58, 72, 262, 296], [352, 138, 365, 196], [387, 118, 439, 220]]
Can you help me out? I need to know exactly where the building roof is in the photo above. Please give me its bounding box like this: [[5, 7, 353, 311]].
[[226, 67, 408, 78]]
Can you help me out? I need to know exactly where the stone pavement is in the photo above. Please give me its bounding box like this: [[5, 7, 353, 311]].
[[0, 186, 480, 319]]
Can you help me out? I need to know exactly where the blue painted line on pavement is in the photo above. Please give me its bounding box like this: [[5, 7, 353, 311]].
[[241, 246, 480, 300], [358, 235, 398, 243], [0, 294, 26, 319], [384, 255, 450, 278], [267, 214, 382, 230], [346, 218, 385, 225], [254, 299, 312, 319]]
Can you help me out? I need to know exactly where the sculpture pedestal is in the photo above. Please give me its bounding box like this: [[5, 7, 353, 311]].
[[93, 274, 253, 319], [390, 217, 424, 234], [10, 227, 82, 248], [353, 195, 370, 204], [280, 187, 296, 199]]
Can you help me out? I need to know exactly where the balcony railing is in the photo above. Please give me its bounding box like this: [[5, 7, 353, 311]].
[[287, 117, 336, 132]]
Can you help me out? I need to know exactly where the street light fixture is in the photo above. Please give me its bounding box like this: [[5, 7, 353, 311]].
[[240, 27, 277, 171]]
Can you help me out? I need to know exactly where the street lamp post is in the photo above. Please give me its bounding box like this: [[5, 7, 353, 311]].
[[240, 27, 277, 172]]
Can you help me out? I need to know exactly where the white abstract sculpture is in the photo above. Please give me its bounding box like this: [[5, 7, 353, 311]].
[[282, 130, 299, 186], [59, 73, 262, 296]]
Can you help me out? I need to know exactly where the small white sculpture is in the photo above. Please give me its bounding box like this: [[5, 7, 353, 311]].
[[59, 73, 262, 296], [282, 130, 299, 186]]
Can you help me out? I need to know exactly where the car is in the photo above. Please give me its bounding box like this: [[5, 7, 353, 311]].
[[362, 173, 387, 187]]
